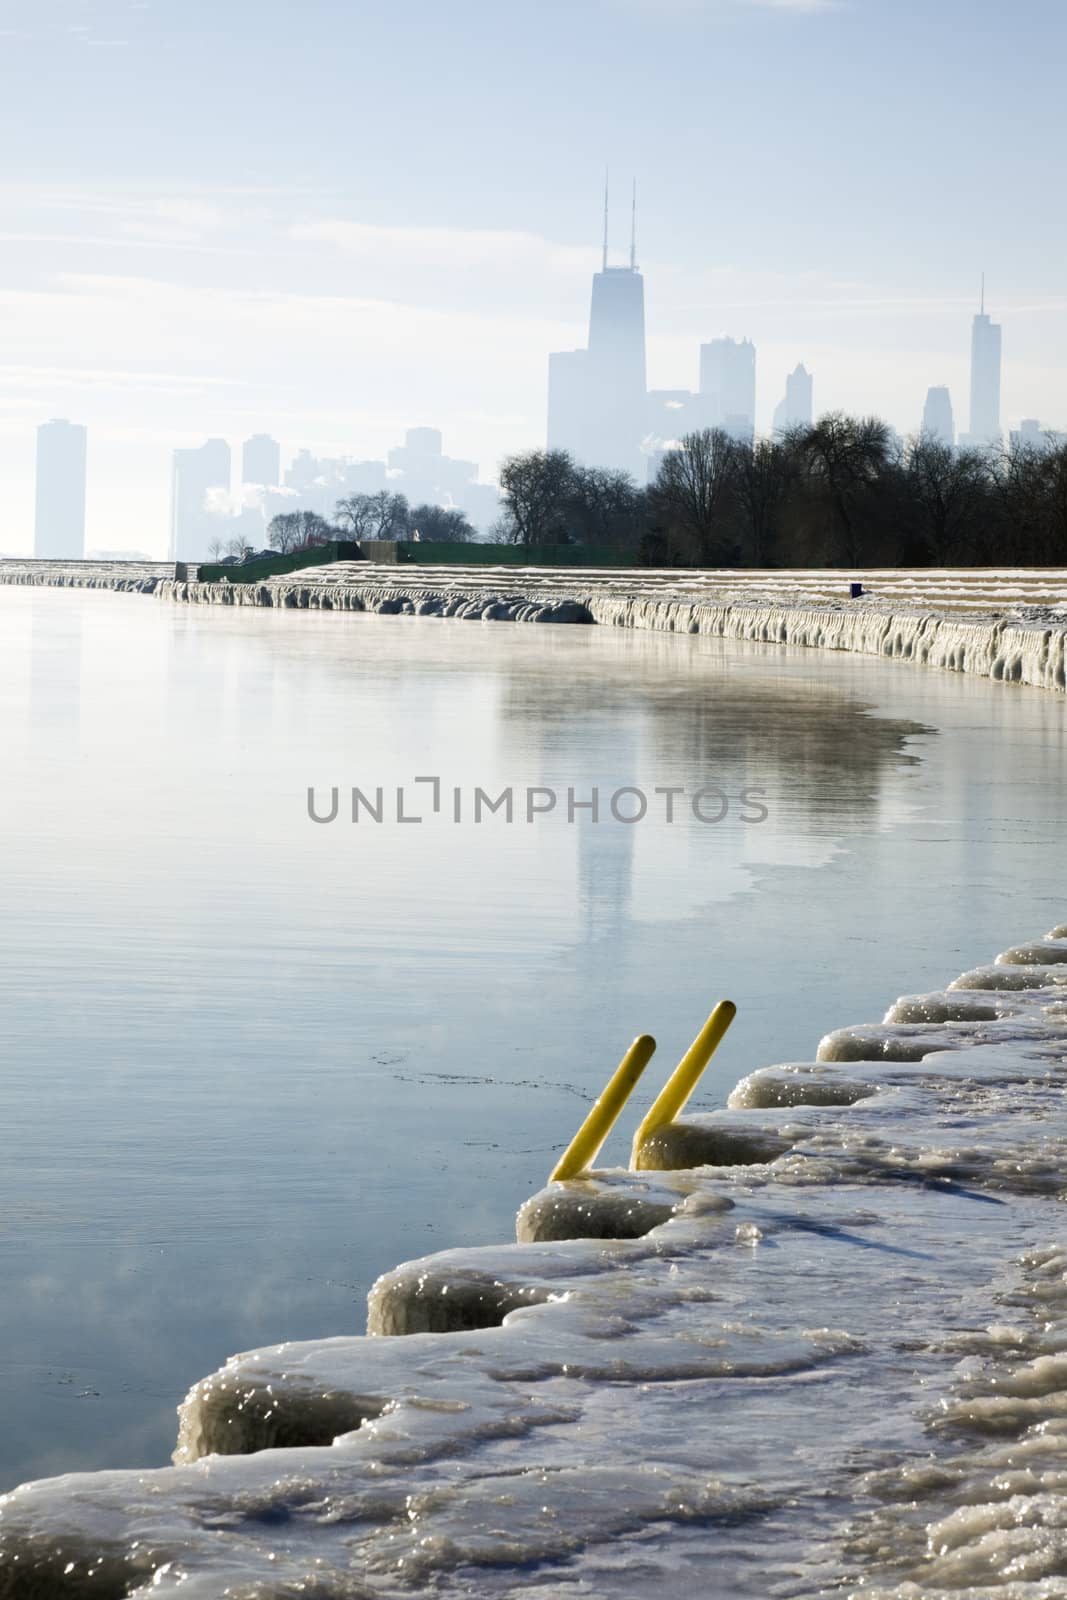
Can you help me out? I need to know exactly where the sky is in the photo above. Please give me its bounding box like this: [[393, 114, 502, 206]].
[[1, 0, 1066, 553]]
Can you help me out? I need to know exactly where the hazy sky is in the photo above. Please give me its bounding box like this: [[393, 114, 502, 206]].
[[2, 0, 1065, 552]]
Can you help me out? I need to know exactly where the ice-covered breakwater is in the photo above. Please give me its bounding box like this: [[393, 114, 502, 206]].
[[158, 563, 1067, 693], [5, 559, 1067, 692], [0, 560, 175, 592], [6, 932, 1067, 1595]]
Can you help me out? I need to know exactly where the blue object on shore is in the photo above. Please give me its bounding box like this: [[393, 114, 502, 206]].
[[850, 582, 864, 599]]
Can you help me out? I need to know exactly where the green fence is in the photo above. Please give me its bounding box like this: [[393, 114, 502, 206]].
[[360, 541, 635, 567], [196, 541, 364, 584]]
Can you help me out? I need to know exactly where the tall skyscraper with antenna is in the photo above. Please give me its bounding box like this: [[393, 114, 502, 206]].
[[966, 277, 1002, 446], [547, 176, 647, 478]]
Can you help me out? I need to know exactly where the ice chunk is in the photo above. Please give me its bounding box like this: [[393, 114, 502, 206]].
[[632, 1116, 795, 1172], [516, 1172, 684, 1242], [727, 1062, 877, 1109], [997, 940, 1067, 965]]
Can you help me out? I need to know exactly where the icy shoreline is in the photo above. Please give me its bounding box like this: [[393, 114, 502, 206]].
[[159, 569, 1067, 693], [4, 561, 1067, 693], [4, 933, 1067, 1595]]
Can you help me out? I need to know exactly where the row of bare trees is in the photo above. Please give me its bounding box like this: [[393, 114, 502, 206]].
[[496, 419, 1067, 566], [206, 492, 478, 561]]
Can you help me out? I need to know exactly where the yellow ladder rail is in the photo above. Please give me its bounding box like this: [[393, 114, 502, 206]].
[[549, 1034, 657, 1182], [630, 1001, 736, 1163]]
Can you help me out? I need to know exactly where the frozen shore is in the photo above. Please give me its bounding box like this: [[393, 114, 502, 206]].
[[4, 931, 1067, 1595], [159, 563, 1067, 693], [4, 559, 1067, 692]]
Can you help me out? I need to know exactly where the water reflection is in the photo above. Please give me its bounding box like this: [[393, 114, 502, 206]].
[[0, 589, 1064, 1491]]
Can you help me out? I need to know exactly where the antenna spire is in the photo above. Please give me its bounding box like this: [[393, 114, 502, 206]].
[[630, 178, 637, 270], [602, 169, 609, 272], [980, 271, 985, 315]]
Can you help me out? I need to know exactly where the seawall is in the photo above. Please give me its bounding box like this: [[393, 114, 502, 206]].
[[155, 571, 1067, 694], [4, 558, 1067, 693]]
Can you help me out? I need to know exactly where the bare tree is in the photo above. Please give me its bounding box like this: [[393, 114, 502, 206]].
[[731, 438, 794, 565], [497, 450, 576, 545], [365, 491, 410, 540], [334, 494, 378, 539], [207, 536, 225, 562], [905, 437, 989, 563], [267, 510, 336, 553], [408, 504, 476, 542], [651, 430, 738, 565], [795, 413, 891, 564], [566, 466, 645, 546]]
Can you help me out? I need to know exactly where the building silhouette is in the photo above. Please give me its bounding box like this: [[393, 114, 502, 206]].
[[34, 419, 87, 559], [964, 283, 1002, 446], [170, 439, 231, 560], [699, 337, 756, 443], [1010, 419, 1067, 452], [772, 364, 814, 435], [921, 386, 955, 447], [241, 434, 281, 489], [547, 180, 647, 479], [262, 430, 500, 532], [387, 427, 500, 529]]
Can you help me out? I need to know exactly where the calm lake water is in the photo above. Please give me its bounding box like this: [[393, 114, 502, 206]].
[[0, 586, 1065, 1490]]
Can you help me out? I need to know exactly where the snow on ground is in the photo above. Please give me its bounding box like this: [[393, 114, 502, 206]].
[[4, 935, 1067, 1595]]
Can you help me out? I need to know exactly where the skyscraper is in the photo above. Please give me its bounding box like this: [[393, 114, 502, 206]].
[[547, 180, 647, 479], [967, 283, 1002, 446], [772, 365, 813, 434], [921, 386, 955, 447], [170, 439, 231, 560], [34, 419, 87, 559], [699, 337, 756, 442], [241, 434, 281, 488]]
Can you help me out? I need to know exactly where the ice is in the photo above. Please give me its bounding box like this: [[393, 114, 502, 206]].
[[727, 1063, 878, 1108], [7, 559, 1067, 692], [147, 568, 1067, 692], [6, 930, 1067, 1596], [0, 559, 172, 593]]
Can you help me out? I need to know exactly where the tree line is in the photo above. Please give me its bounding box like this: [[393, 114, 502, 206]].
[[209, 491, 476, 561], [495, 418, 1067, 566]]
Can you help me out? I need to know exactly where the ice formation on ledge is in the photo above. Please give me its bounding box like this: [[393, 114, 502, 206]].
[[5, 932, 1067, 1595], [151, 569, 1067, 694], [6, 559, 1067, 692], [0, 559, 173, 593]]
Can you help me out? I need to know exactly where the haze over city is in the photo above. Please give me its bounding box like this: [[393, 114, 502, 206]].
[[3, 0, 1067, 554]]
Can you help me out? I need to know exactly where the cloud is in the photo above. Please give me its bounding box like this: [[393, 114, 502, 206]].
[[291, 219, 593, 277], [120, 199, 230, 244]]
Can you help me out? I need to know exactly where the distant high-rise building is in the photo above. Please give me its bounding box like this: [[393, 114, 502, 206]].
[[699, 337, 756, 443], [241, 434, 281, 488], [547, 179, 647, 479], [387, 427, 499, 531], [170, 438, 231, 560], [772, 365, 813, 435], [1009, 419, 1067, 453], [966, 283, 1002, 446], [34, 419, 87, 559], [921, 386, 955, 447]]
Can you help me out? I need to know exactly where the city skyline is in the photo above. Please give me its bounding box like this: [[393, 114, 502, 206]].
[[29, 272, 1061, 557], [2, 1, 1066, 554]]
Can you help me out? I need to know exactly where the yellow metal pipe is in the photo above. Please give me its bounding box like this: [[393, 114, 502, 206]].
[[549, 1034, 657, 1182], [630, 1001, 737, 1162]]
